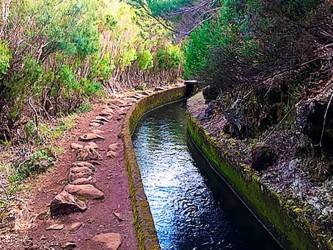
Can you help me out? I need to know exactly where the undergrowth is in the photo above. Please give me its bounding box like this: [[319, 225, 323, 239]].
[[0, 98, 92, 214]]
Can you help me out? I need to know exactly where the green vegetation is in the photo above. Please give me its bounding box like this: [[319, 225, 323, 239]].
[[147, 0, 191, 16], [0, 0, 185, 221], [0, 148, 55, 199], [129, 0, 332, 248], [1, 0, 330, 248], [157, 44, 183, 70], [181, 1, 333, 248], [39, 115, 77, 141], [8, 149, 55, 184], [0, 0, 184, 143], [184, 0, 327, 88], [0, 40, 11, 75]]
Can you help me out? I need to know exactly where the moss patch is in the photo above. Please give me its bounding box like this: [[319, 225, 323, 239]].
[[122, 86, 186, 250], [187, 114, 330, 250]]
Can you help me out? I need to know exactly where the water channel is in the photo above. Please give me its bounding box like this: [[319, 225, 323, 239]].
[[132, 100, 282, 250]]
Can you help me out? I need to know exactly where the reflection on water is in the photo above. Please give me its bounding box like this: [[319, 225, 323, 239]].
[[133, 101, 282, 250]]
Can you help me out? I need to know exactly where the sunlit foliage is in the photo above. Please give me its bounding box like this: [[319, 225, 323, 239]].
[[0, 0, 183, 142]]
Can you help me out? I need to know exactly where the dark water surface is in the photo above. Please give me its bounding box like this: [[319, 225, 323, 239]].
[[132, 101, 282, 250]]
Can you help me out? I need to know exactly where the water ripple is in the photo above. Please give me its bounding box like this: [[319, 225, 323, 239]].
[[133, 101, 282, 250]]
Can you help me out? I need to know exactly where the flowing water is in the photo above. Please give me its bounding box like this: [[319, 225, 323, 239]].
[[133, 101, 282, 250]]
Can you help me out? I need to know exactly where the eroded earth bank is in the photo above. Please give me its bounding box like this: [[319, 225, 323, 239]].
[[187, 89, 333, 249]]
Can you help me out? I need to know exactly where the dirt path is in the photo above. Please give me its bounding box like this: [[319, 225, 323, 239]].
[[3, 92, 151, 250]]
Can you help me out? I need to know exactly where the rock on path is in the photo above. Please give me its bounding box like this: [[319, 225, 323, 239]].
[[92, 233, 122, 250], [50, 190, 87, 216], [64, 184, 104, 200]]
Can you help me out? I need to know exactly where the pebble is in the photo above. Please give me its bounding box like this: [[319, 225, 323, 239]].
[[92, 233, 122, 250], [40, 235, 48, 240], [69, 222, 83, 232], [46, 224, 65, 231], [62, 242, 77, 249]]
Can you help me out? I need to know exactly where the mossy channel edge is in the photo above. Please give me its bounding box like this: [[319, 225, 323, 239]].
[[121, 86, 187, 250], [122, 85, 331, 250], [187, 112, 332, 250]]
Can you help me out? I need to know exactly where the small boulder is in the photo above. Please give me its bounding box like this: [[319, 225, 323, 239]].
[[71, 176, 96, 185], [89, 122, 101, 127], [100, 109, 114, 116], [95, 116, 109, 122], [132, 95, 142, 100], [90, 119, 104, 125], [50, 191, 87, 217], [296, 97, 333, 146], [154, 87, 165, 91], [111, 99, 126, 106], [107, 103, 118, 109], [79, 133, 104, 141], [119, 103, 132, 108], [112, 212, 123, 222], [62, 242, 77, 250], [87, 142, 99, 149], [69, 222, 83, 232], [107, 143, 119, 158], [92, 233, 121, 250], [64, 184, 104, 200], [69, 172, 92, 182], [46, 224, 65, 231], [72, 161, 96, 171], [70, 143, 83, 150], [90, 129, 103, 134], [70, 166, 94, 174], [125, 97, 137, 103], [107, 151, 116, 158], [202, 85, 220, 103], [108, 143, 119, 152], [76, 147, 102, 161], [140, 91, 150, 96]]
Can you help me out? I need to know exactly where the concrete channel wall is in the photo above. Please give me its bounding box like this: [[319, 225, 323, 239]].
[[187, 110, 330, 250], [122, 84, 331, 250], [122, 85, 187, 250]]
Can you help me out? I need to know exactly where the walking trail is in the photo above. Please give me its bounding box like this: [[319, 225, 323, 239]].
[[2, 90, 156, 250]]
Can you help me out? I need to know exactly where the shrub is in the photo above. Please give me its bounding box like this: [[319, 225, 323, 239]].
[[9, 149, 55, 183], [0, 41, 11, 76], [157, 43, 183, 70], [137, 50, 154, 70]]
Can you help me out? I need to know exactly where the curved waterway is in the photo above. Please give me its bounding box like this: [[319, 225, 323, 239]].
[[132, 101, 282, 250]]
